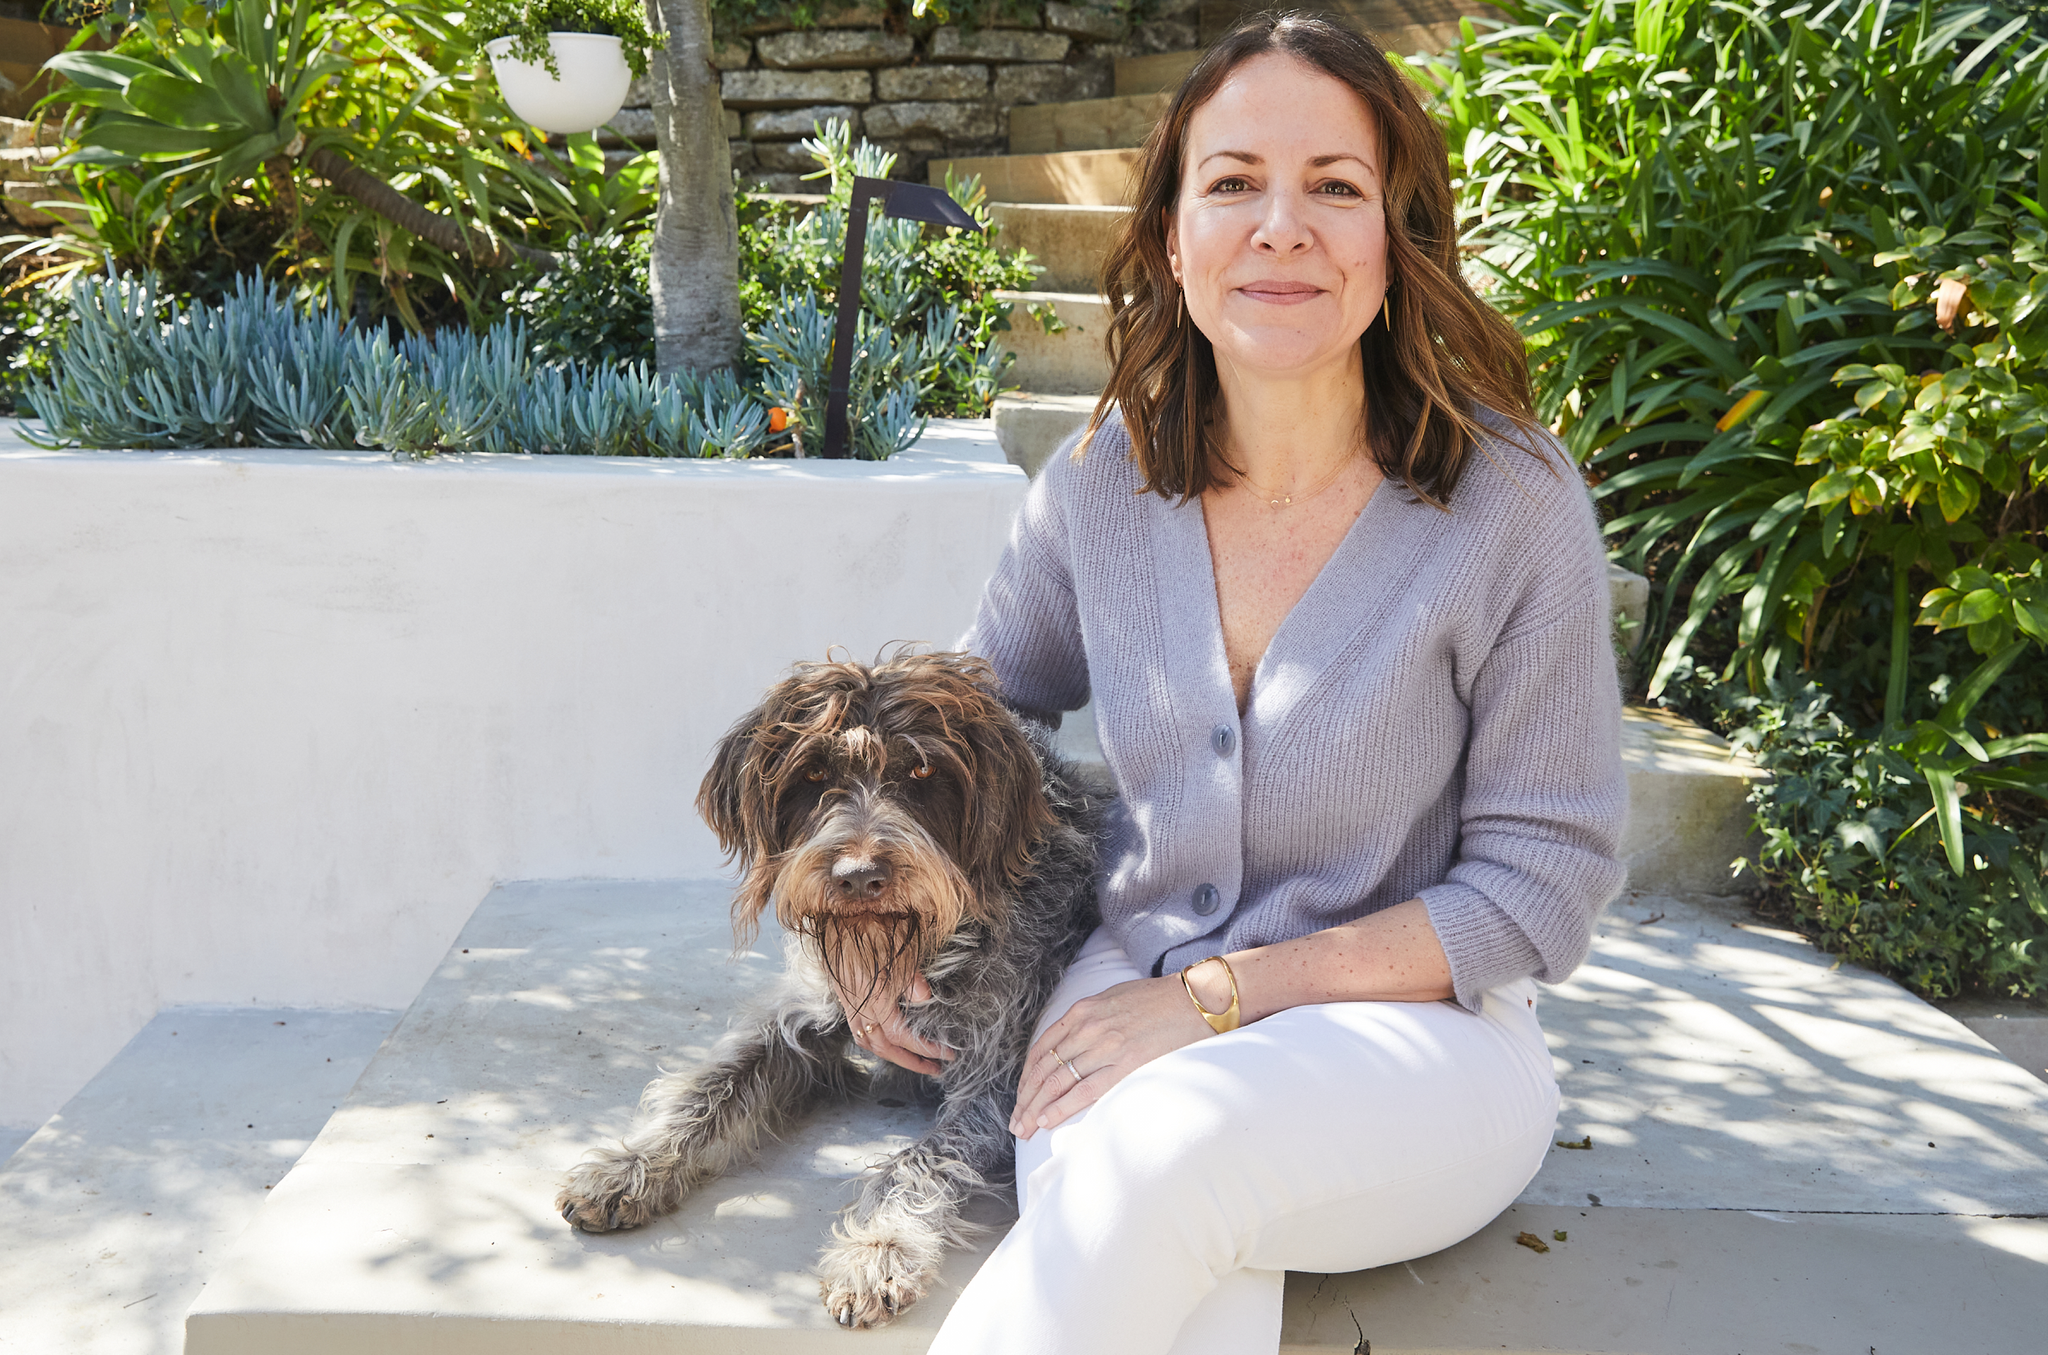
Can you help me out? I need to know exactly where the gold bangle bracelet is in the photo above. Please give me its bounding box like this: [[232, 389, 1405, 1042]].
[[1179, 956, 1241, 1034]]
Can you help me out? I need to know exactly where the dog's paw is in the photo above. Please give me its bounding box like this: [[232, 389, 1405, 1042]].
[[818, 1233, 933, 1329], [556, 1151, 661, 1234]]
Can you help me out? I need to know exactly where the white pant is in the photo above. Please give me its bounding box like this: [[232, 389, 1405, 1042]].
[[928, 928, 1559, 1355]]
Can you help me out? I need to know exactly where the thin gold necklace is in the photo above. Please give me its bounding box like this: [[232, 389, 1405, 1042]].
[[1236, 454, 1352, 509]]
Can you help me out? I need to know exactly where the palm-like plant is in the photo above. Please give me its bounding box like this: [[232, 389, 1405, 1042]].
[[36, 1, 658, 326]]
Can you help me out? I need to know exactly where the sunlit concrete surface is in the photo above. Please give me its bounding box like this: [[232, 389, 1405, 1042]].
[[186, 880, 995, 1353], [188, 879, 2048, 1354], [0, 1007, 396, 1355], [1528, 891, 2048, 1214], [1279, 1204, 2048, 1354], [1944, 996, 2048, 1087]]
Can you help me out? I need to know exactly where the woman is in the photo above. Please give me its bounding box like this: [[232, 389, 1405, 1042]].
[[841, 13, 1627, 1352]]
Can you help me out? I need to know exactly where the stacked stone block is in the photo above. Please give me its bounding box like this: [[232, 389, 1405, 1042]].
[[598, 1, 1201, 191]]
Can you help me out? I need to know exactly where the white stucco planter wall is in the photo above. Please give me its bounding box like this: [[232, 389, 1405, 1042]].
[[0, 422, 1025, 1130]]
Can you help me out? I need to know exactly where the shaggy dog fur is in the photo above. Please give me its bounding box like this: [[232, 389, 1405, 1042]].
[[555, 651, 1100, 1328]]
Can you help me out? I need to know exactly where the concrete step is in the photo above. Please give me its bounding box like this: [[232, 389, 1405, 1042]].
[[187, 879, 2048, 1353], [928, 147, 1140, 206], [0, 1007, 398, 1355], [990, 202, 1126, 293], [992, 390, 1101, 476], [993, 289, 1113, 395], [1939, 997, 2048, 1085], [1115, 49, 1203, 97], [1616, 703, 1767, 895], [735, 196, 1118, 295], [1008, 91, 1168, 155]]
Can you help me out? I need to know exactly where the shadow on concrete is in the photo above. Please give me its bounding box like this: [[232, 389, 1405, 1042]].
[[1529, 891, 2048, 1215], [0, 1008, 397, 1355]]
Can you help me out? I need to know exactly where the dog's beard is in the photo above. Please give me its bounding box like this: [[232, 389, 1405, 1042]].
[[771, 787, 976, 1017]]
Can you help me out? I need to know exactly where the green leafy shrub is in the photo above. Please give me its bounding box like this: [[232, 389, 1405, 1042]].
[[503, 230, 654, 367], [1705, 679, 2048, 1000], [1418, 0, 2048, 994], [1420, 0, 2046, 693], [496, 120, 1036, 421], [468, 0, 653, 78], [0, 277, 73, 417]]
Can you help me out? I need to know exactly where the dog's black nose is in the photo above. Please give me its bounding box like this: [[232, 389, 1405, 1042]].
[[831, 858, 892, 899]]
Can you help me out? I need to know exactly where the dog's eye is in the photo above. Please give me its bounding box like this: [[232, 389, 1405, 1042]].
[[804, 768, 826, 782], [911, 764, 934, 780]]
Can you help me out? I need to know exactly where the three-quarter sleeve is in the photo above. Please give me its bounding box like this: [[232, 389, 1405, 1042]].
[[1418, 499, 1630, 1010], [959, 444, 1091, 725]]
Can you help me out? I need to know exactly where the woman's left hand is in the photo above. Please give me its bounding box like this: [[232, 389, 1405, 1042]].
[[1008, 974, 1217, 1139]]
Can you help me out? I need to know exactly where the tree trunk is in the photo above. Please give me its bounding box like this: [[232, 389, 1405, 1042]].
[[647, 0, 744, 373]]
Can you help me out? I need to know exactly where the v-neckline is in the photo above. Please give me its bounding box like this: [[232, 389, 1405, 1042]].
[[1148, 475, 1443, 743]]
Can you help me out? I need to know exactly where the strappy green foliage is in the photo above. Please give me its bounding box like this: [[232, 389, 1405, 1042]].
[[1423, 0, 2047, 689], [1418, 0, 2048, 993]]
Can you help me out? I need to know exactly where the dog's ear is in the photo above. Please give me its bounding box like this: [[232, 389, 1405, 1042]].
[[697, 706, 759, 858], [950, 674, 1059, 902], [697, 696, 782, 944]]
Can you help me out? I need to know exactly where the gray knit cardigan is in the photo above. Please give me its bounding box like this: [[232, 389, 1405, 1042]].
[[961, 411, 1629, 1011]]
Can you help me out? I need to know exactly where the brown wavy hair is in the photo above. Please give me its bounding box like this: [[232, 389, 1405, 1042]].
[[1087, 10, 1541, 506]]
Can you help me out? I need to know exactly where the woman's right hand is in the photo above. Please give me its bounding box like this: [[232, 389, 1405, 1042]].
[[831, 971, 954, 1076]]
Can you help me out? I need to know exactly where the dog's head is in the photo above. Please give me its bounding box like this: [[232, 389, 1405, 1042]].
[[697, 650, 1055, 999]]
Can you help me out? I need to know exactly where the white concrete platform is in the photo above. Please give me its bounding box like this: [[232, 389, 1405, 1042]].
[[0, 1006, 397, 1355], [189, 879, 2048, 1354], [185, 880, 993, 1353]]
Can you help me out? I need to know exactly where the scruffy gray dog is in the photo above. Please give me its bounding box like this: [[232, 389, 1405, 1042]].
[[556, 651, 1100, 1328]]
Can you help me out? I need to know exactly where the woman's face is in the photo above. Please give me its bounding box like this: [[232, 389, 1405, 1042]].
[[1167, 52, 1389, 384]]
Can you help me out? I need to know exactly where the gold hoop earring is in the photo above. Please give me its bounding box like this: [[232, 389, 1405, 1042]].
[[1177, 287, 1185, 326], [1383, 290, 1393, 329]]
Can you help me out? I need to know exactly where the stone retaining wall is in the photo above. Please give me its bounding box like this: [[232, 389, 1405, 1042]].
[[601, 2, 1201, 190]]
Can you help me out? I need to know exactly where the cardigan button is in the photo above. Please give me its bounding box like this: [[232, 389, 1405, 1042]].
[[1211, 724, 1236, 756], [1191, 883, 1221, 916]]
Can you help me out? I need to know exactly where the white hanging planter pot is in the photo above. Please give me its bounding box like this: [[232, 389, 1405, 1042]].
[[486, 32, 631, 136]]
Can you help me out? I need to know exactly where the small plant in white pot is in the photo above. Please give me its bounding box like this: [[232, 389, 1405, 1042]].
[[475, 0, 653, 136]]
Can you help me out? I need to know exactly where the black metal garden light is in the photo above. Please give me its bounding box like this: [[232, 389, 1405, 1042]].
[[820, 176, 981, 460]]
